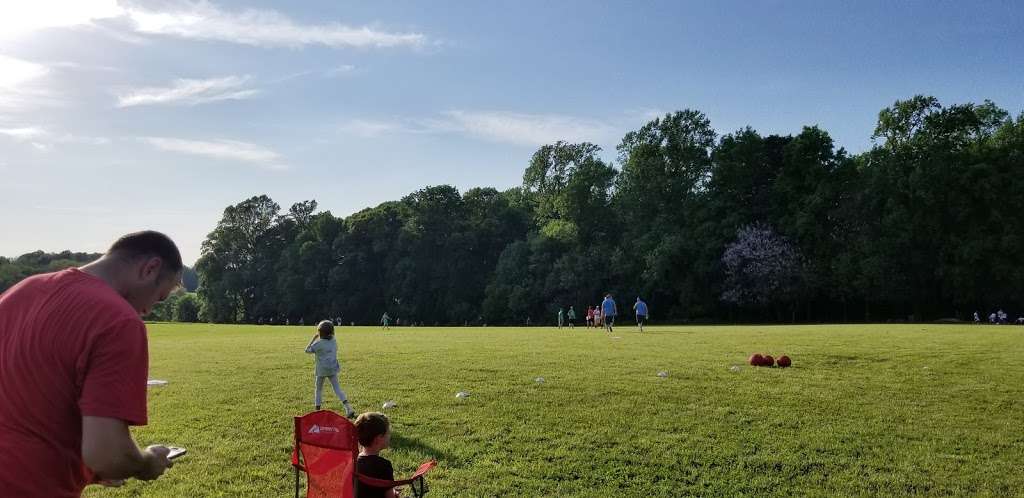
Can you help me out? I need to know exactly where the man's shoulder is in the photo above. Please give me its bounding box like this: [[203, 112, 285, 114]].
[[51, 270, 141, 327], [4, 269, 124, 308], [2, 269, 68, 296]]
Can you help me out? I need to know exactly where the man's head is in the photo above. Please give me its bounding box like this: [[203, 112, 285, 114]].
[[104, 231, 183, 315], [355, 412, 391, 450], [317, 320, 335, 339]]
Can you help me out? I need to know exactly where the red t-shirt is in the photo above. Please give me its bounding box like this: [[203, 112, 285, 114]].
[[0, 268, 149, 498]]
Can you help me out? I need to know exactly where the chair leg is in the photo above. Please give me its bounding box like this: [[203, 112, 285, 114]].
[[295, 467, 300, 498]]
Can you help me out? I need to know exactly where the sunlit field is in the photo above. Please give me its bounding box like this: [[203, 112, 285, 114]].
[[84, 323, 1024, 497]]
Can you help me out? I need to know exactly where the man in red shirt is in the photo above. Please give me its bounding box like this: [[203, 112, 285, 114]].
[[0, 231, 184, 497]]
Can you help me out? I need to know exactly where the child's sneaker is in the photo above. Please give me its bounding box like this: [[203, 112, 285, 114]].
[[343, 401, 356, 418]]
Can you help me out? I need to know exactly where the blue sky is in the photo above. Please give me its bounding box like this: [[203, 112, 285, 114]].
[[1, 0, 1021, 264]]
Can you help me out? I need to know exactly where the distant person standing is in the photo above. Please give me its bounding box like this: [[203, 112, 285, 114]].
[[601, 294, 618, 333], [973, 311, 980, 324], [380, 312, 391, 330], [557, 307, 565, 329], [585, 306, 594, 328], [593, 305, 602, 329], [0, 231, 182, 497], [567, 306, 576, 329], [633, 297, 649, 332]]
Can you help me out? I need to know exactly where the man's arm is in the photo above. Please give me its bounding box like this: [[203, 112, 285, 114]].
[[82, 416, 172, 481]]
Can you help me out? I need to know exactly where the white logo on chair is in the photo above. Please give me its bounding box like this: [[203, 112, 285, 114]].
[[308, 424, 340, 434]]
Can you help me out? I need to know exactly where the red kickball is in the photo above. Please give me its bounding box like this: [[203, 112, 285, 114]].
[[762, 355, 775, 367], [748, 353, 764, 366], [777, 355, 791, 368]]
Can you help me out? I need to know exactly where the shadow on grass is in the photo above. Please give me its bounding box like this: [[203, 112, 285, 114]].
[[391, 433, 450, 462]]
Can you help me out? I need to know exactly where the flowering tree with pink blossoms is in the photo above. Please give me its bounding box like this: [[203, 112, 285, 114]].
[[721, 224, 803, 310]]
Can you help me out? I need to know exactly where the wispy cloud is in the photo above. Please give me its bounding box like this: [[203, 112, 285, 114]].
[[47, 61, 121, 72], [438, 111, 617, 147], [56, 133, 111, 145], [124, 2, 427, 49], [0, 54, 58, 112], [0, 54, 49, 87], [325, 64, 357, 77], [0, 127, 47, 141], [267, 64, 358, 84], [337, 119, 411, 138], [141, 136, 286, 170], [0, 125, 109, 150], [117, 75, 257, 107], [0, 0, 123, 38], [2, 2, 428, 50], [338, 111, 618, 147]]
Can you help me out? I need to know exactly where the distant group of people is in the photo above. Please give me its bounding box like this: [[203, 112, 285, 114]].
[[974, 309, 1024, 325], [258, 316, 305, 326], [557, 294, 649, 333], [255, 313, 406, 329]]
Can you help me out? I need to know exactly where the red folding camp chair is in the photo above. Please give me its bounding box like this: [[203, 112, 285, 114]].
[[292, 410, 437, 498]]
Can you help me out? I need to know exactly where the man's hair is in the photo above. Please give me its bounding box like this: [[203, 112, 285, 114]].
[[355, 412, 390, 447], [108, 231, 183, 278], [317, 320, 335, 339]]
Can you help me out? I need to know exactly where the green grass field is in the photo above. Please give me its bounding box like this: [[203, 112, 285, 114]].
[[83, 323, 1024, 497]]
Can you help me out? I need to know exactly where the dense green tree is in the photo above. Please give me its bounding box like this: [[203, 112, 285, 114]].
[[174, 293, 200, 323], [195, 195, 282, 323], [615, 110, 717, 317]]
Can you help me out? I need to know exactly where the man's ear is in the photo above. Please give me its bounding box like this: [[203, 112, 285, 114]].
[[140, 257, 163, 281]]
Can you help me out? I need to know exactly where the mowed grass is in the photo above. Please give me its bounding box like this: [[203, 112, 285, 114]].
[[83, 323, 1024, 497]]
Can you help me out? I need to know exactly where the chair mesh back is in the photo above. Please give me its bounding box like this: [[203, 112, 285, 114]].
[[300, 442, 355, 498], [294, 410, 359, 498]]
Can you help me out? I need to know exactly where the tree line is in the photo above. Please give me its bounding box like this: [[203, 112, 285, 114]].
[[6, 95, 1023, 325], [0, 251, 200, 321], [194, 96, 1024, 325]]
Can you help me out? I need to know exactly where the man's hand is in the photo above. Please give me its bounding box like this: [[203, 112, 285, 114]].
[[82, 416, 173, 482], [137, 445, 173, 481]]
